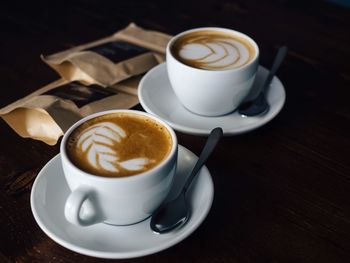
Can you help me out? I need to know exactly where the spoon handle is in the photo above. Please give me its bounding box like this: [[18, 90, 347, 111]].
[[262, 46, 288, 93], [182, 127, 223, 194]]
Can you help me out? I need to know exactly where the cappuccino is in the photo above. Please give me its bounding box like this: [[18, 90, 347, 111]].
[[66, 112, 173, 177], [171, 30, 255, 70]]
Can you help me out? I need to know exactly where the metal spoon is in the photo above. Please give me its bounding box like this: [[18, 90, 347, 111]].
[[150, 127, 223, 234], [238, 46, 288, 117]]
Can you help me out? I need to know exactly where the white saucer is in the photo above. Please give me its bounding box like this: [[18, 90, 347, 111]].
[[31, 145, 214, 259], [139, 63, 286, 135]]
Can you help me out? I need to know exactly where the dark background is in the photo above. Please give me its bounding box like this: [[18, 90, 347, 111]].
[[1, 0, 350, 262]]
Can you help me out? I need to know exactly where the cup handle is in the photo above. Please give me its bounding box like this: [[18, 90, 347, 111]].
[[64, 186, 103, 226]]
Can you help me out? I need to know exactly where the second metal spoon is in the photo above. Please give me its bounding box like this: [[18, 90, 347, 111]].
[[238, 46, 288, 117]]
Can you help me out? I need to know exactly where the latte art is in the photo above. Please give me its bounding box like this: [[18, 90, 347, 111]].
[[67, 113, 172, 177], [77, 122, 151, 173], [172, 30, 255, 70]]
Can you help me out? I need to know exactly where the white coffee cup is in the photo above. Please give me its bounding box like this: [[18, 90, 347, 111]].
[[61, 110, 178, 226], [166, 27, 259, 116]]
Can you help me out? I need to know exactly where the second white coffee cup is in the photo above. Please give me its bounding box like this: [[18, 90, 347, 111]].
[[166, 27, 259, 116]]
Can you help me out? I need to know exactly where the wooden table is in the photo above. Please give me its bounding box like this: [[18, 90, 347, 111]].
[[1, 1, 350, 262]]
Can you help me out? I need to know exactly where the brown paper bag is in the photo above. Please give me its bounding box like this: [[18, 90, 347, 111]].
[[0, 79, 140, 145], [41, 23, 171, 86]]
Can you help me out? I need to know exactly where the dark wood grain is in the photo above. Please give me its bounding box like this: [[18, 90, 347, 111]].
[[1, 0, 350, 262]]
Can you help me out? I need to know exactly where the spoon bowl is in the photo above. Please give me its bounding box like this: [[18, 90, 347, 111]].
[[151, 194, 190, 234], [239, 92, 270, 117]]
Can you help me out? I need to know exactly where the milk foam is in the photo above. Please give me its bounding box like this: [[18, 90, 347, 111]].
[[178, 37, 251, 70], [77, 121, 150, 173]]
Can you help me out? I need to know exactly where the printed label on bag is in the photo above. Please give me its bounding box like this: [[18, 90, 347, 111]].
[[86, 41, 149, 63], [44, 82, 115, 108]]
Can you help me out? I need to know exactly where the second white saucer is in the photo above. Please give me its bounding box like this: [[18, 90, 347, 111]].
[[138, 63, 286, 136]]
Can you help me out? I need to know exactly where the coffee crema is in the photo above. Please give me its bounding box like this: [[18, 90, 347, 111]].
[[171, 30, 255, 70], [66, 113, 173, 177]]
